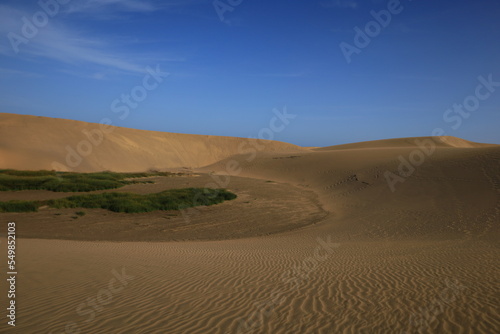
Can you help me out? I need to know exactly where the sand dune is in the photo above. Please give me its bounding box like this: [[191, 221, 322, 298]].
[[315, 135, 494, 151], [0, 114, 499, 333], [0, 113, 305, 172], [203, 140, 500, 243]]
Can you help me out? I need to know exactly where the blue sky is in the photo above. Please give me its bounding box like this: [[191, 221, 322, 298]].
[[1, 0, 499, 147]]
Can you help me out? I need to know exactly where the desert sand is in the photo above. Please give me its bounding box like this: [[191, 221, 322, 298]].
[[0, 113, 499, 333], [0, 113, 306, 172]]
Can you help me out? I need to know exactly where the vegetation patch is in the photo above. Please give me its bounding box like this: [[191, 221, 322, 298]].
[[0, 188, 237, 213], [0, 200, 38, 212], [0, 170, 180, 192]]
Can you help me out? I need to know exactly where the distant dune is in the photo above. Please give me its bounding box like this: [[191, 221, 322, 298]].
[[315, 136, 495, 151], [0, 113, 306, 172]]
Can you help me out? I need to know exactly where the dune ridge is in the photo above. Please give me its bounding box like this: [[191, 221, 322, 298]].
[[1, 113, 495, 173], [0, 113, 305, 172], [315, 136, 495, 151]]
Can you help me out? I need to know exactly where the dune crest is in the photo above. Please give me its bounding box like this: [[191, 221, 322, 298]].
[[315, 136, 494, 151], [0, 113, 305, 172]]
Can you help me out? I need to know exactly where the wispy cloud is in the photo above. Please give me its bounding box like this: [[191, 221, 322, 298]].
[[0, 67, 42, 77], [0, 3, 180, 78], [56, 68, 119, 80], [10, 24, 148, 74], [63, 0, 203, 17], [321, 0, 359, 9], [64, 0, 158, 15]]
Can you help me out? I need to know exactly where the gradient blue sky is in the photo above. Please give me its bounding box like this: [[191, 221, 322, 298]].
[[1, 0, 499, 146]]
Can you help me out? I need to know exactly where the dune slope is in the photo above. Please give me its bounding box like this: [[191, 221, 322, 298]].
[[0, 113, 305, 172], [315, 135, 495, 151]]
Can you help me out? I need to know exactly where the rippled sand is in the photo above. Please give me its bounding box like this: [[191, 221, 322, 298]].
[[0, 114, 498, 333]]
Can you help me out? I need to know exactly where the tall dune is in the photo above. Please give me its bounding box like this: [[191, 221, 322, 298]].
[[0, 113, 305, 172]]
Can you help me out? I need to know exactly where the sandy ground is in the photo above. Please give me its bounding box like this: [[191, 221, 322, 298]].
[[3, 238, 497, 334], [1, 175, 327, 242], [0, 114, 499, 333]]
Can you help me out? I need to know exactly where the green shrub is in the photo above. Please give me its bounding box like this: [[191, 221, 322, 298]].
[[0, 200, 38, 212], [0, 170, 179, 192], [0, 188, 237, 213]]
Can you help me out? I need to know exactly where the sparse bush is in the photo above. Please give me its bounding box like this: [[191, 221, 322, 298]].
[[0, 188, 237, 213], [0, 200, 38, 212], [0, 170, 180, 192]]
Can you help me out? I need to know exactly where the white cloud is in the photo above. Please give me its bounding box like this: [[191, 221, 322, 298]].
[[5, 23, 148, 74], [64, 0, 158, 14], [0, 67, 42, 77], [0, 4, 177, 78], [63, 0, 202, 16]]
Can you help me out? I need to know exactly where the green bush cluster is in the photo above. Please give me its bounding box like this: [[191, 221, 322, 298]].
[[0, 200, 38, 212], [0, 170, 176, 192], [0, 188, 237, 213]]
